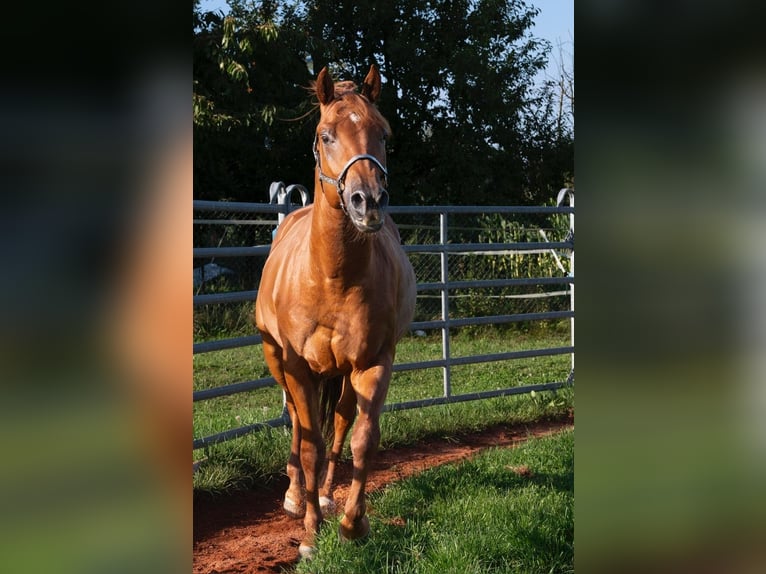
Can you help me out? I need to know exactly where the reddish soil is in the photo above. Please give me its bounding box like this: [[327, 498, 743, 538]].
[[193, 412, 573, 574]]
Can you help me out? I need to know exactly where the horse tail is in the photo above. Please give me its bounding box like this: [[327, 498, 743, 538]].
[[318, 376, 343, 443]]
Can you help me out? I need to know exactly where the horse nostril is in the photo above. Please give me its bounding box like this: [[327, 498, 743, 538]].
[[350, 191, 365, 210], [378, 190, 389, 210]]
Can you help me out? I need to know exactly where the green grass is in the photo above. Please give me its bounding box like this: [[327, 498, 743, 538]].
[[193, 326, 573, 493], [296, 430, 574, 574]]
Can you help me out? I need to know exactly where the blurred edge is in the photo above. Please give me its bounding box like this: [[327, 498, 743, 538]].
[[577, 1, 766, 573], [0, 2, 190, 573], [1, 1, 766, 573]]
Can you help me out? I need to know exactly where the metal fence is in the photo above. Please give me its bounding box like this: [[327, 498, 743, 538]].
[[193, 186, 574, 450]]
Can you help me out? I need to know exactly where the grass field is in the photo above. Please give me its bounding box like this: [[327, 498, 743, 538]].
[[193, 326, 573, 493], [296, 429, 574, 574]]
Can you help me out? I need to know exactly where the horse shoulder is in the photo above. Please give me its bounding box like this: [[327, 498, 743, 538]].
[[255, 208, 314, 345]]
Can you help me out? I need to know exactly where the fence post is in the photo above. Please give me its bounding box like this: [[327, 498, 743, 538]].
[[440, 212, 451, 397], [557, 188, 575, 380]]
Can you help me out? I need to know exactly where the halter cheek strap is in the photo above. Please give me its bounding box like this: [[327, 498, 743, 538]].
[[313, 135, 388, 215]]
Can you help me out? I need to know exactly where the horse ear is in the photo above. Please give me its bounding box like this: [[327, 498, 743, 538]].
[[316, 66, 335, 105], [361, 64, 381, 103]]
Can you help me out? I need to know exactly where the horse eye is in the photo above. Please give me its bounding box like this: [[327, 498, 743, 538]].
[[320, 134, 331, 144]]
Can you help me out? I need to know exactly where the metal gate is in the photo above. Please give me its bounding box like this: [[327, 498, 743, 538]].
[[193, 186, 574, 450]]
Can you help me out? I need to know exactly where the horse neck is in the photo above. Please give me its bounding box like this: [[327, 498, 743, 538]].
[[310, 177, 373, 282]]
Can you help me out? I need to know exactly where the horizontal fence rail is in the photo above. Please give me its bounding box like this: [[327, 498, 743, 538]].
[[193, 190, 574, 451]]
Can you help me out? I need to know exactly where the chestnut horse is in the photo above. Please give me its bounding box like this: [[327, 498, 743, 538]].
[[254, 64, 416, 558]]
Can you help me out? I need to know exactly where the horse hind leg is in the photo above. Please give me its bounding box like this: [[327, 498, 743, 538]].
[[283, 367, 326, 559], [319, 376, 357, 514]]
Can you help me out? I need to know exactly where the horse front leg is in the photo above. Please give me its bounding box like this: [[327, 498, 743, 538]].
[[319, 376, 356, 514], [259, 332, 305, 518], [283, 395, 305, 518], [283, 362, 326, 558], [340, 363, 391, 541]]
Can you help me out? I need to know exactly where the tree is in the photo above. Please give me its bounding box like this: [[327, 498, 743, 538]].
[[193, 0, 574, 206], [193, 0, 315, 202]]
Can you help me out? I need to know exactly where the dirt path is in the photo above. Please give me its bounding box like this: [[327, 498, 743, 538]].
[[193, 413, 574, 574]]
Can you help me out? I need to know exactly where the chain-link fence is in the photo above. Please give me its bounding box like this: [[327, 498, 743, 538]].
[[395, 208, 572, 327]]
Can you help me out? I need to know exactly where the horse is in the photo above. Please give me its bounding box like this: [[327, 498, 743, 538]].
[[254, 64, 417, 559]]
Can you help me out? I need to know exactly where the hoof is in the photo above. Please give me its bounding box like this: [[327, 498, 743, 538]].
[[339, 515, 370, 541], [319, 496, 336, 514], [298, 543, 316, 560], [283, 496, 305, 518]]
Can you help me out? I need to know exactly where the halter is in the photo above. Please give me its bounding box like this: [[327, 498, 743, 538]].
[[313, 134, 388, 215]]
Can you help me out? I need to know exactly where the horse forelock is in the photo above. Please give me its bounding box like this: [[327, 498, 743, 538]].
[[308, 77, 390, 135], [333, 80, 358, 97], [322, 91, 391, 136], [308, 79, 358, 103]]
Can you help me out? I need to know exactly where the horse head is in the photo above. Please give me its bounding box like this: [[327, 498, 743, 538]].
[[314, 64, 391, 233]]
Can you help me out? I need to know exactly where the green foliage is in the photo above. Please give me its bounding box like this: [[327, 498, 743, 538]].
[[193, 300, 254, 341], [193, 0, 574, 205], [193, 1, 317, 201]]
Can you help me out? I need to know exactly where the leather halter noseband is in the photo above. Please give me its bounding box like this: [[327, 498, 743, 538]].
[[313, 134, 388, 215]]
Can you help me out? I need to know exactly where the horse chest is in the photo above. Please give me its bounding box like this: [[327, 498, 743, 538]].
[[299, 303, 383, 374]]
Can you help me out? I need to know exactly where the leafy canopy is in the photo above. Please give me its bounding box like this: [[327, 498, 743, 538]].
[[193, 0, 573, 205]]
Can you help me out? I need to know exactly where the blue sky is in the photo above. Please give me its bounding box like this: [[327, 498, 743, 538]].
[[531, 0, 573, 84], [198, 0, 573, 82]]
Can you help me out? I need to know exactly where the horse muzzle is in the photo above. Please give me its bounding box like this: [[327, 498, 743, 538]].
[[348, 189, 388, 233]]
